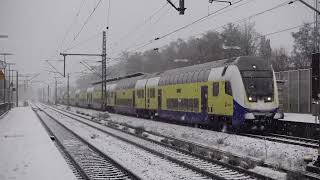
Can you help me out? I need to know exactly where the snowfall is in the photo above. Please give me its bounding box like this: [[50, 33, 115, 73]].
[[59, 105, 318, 173]]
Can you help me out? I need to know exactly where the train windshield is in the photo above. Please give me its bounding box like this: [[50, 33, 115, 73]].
[[241, 70, 274, 96]]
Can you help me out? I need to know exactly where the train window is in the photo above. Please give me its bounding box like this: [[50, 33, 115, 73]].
[[187, 72, 193, 83], [225, 81, 232, 96], [182, 73, 188, 83], [159, 78, 163, 85], [198, 70, 206, 82], [169, 75, 174, 85], [177, 89, 181, 93], [212, 82, 219, 96], [173, 75, 178, 84], [192, 71, 199, 83], [150, 88, 155, 98], [204, 69, 211, 81], [165, 77, 169, 85]]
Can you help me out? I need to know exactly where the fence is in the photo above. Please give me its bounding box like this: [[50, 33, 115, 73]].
[[275, 69, 311, 113]]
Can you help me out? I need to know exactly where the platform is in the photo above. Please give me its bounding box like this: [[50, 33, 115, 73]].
[[281, 113, 320, 124], [0, 107, 76, 180]]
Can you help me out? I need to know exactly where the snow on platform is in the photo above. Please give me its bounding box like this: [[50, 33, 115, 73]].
[[280, 113, 320, 124], [0, 107, 77, 180]]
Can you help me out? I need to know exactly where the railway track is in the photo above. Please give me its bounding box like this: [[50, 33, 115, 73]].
[[42, 103, 274, 180], [31, 104, 140, 180], [52, 103, 320, 180], [57, 104, 320, 150], [239, 133, 319, 149]]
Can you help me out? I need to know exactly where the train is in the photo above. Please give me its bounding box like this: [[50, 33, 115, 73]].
[[60, 56, 283, 131]]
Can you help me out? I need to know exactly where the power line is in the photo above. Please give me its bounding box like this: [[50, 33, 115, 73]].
[[258, 21, 315, 38], [157, 0, 245, 40], [193, 0, 297, 37], [73, 0, 103, 42], [63, 31, 101, 52], [108, 1, 170, 52], [115, 3, 175, 54], [117, 0, 246, 54], [59, 0, 87, 51]]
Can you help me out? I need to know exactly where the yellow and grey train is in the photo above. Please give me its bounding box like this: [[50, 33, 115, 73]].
[[61, 56, 283, 130]]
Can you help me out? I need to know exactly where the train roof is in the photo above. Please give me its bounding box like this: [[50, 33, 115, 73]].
[[96, 56, 270, 88], [158, 56, 269, 85]]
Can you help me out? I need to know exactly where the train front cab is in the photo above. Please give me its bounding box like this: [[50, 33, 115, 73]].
[[226, 57, 282, 131]]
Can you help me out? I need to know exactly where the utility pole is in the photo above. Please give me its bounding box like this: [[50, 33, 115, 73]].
[[16, 71, 18, 107], [102, 31, 107, 110], [42, 87, 45, 102], [6, 63, 15, 108], [3, 56, 6, 104], [47, 84, 49, 103], [67, 73, 70, 108], [55, 78, 57, 105]]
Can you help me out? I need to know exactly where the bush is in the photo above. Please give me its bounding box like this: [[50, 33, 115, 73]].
[[210, 151, 223, 160], [217, 138, 224, 145], [198, 149, 209, 157], [181, 133, 189, 139], [242, 158, 256, 169], [142, 133, 149, 138], [107, 122, 119, 128], [170, 140, 185, 148], [98, 112, 110, 119], [228, 157, 241, 166], [160, 138, 169, 144], [286, 171, 303, 180], [257, 159, 265, 166], [188, 144, 195, 152], [122, 126, 129, 131], [134, 126, 145, 136]]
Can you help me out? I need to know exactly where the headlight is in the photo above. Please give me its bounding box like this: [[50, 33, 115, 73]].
[[264, 96, 273, 102], [248, 96, 257, 102]]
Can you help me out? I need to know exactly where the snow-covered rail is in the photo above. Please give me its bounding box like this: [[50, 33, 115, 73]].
[[239, 133, 319, 149], [32, 104, 140, 180], [43, 103, 272, 180]]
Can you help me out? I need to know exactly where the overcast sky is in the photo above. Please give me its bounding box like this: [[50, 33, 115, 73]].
[[0, 0, 314, 87]]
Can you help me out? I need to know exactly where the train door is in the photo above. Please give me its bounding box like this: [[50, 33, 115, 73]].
[[201, 86, 208, 115], [132, 90, 135, 107], [158, 89, 162, 110], [146, 88, 150, 108]]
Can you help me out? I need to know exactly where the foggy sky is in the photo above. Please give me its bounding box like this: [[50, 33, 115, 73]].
[[0, 0, 314, 88]]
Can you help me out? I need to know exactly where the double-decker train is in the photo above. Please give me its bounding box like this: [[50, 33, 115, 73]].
[[60, 56, 283, 131]]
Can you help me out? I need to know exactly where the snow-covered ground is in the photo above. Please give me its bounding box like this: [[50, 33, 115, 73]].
[[0, 107, 76, 180], [43, 106, 208, 180], [60, 105, 318, 172], [281, 113, 320, 124]]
